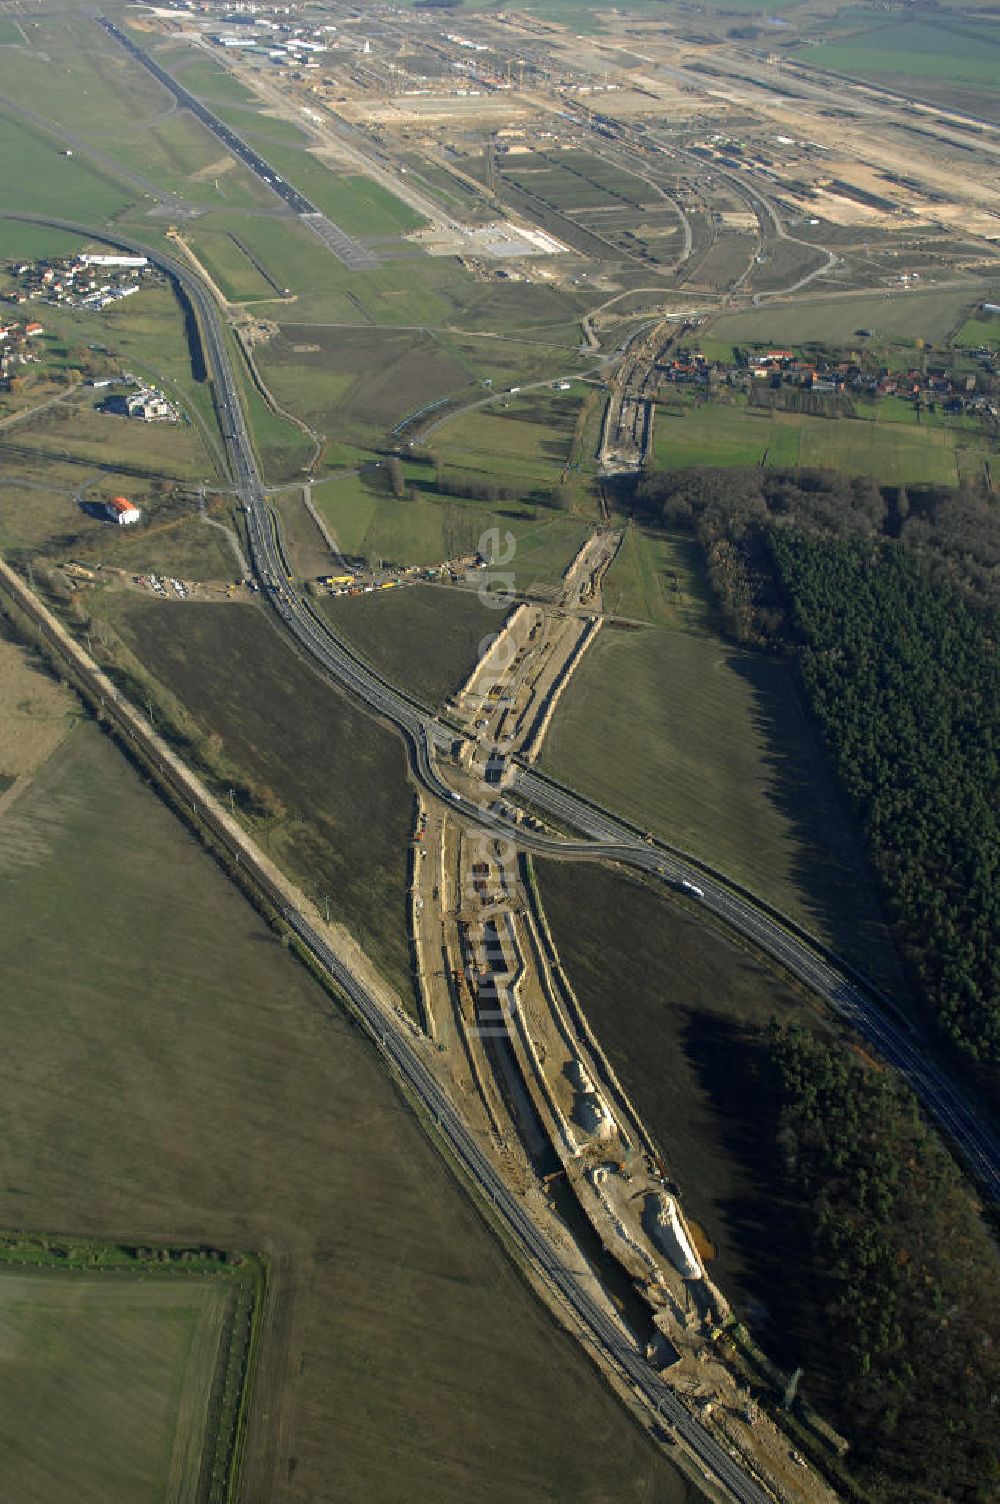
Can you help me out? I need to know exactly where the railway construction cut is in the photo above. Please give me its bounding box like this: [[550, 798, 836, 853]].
[[96, 18, 379, 271]]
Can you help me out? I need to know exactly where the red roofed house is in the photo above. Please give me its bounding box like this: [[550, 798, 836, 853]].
[[104, 495, 142, 527]]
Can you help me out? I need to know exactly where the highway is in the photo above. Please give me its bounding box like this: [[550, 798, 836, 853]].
[[511, 772, 1000, 1204], [16, 207, 996, 1212], [0, 544, 771, 1504], [238, 510, 1000, 1203], [10, 204, 1000, 1492], [6, 209, 781, 1501]]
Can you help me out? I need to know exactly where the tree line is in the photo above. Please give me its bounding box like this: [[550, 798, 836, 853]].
[[631, 465, 999, 1072], [634, 465, 1000, 618], [768, 534, 999, 1073], [768, 1023, 999, 1503]]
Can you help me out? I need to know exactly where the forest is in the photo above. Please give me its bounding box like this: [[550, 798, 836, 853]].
[[634, 464, 1000, 1073], [768, 535, 999, 1073], [634, 466, 1000, 618], [768, 1024, 999, 1503]]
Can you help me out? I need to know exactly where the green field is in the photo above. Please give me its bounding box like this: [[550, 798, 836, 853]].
[[0, 111, 133, 222], [652, 400, 974, 486], [0, 464, 223, 559], [704, 289, 978, 350], [229, 142, 425, 236], [536, 858, 835, 1359], [653, 403, 801, 472], [432, 392, 586, 487], [401, 0, 791, 23], [0, 220, 86, 261], [112, 599, 415, 1000], [438, 330, 588, 388], [0, 14, 171, 139], [0, 713, 698, 1504], [272, 486, 335, 579], [167, 50, 260, 108], [12, 398, 215, 485], [77, 513, 238, 579], [541, 550, 906, 995], [0, 17, 273, 213], [23, 283, 228, 475], [324, 584, 509, 708], [0, 473, 90, 552], [0, 1270, 232, 1503], [180, 224, 279, 304], [95, 108, 276, 212], [258, 327, 473, 448], [602, 525, 713, 628], [255, 326, 589, 452], [211, 106, 312, 152], [798, 18, 1000, 94], [185, 210, 348, 307], [239, 369, 313, 483], [263, 253, 587, 337], [314, 470, 590, 584], [954, 309, 1000, 348]]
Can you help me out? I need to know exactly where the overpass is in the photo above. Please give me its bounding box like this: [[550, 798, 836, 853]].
[[6, 205, 999, 1499], [10, 209, 997, 1213]]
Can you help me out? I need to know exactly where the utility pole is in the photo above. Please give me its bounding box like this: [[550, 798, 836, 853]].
[[484, 140, 500, 209]]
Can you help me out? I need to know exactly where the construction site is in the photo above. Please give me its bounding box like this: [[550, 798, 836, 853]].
[[401, 528, 841, 1504], [2, 3, 993, 1499], [156, 0, 1000, 310]]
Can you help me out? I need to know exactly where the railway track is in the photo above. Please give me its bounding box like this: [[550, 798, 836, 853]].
[[6, 205, 999, 1500]]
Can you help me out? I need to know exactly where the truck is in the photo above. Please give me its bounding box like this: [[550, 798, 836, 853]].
[[679, 878, 704, 899]]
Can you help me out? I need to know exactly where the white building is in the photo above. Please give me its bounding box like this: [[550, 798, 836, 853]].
[[104, 496, 142, 526], [79, 255, 148, 269]]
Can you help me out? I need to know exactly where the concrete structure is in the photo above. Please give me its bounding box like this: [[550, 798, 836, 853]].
[[126, 391, 176, 421], [575, 1090, 615, 1140], [646, 1192, 703, 1280]]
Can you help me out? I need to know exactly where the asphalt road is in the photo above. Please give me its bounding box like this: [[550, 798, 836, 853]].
[[97, 18, 379, 271], [246, 530, 1000, 1204], [7, 210, 779, 1501], [10, 206, 999, 1495], [18, 206, 996, 1211]]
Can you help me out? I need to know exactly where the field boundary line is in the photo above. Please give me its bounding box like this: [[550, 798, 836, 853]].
[[0, 553, 409, 1027], [0, 558, 765, 1501]]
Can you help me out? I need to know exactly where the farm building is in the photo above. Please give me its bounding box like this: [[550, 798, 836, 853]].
[[104, 496, 142, 527]]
